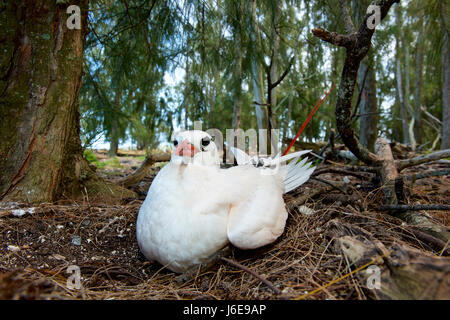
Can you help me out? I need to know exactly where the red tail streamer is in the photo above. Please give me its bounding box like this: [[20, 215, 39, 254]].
[[282, 83, 336, 156]]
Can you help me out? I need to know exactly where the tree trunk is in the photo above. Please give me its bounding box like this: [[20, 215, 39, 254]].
[[282, 94, 293, 148], [441, 5, 450, 149], [108, 91, 122, 157], [353, 0, 378, 152], [267, 1, 281, 154], [184, 56, 190, 130], [249, 0, 268, 155], [403, 37, 416, 150], [414, 16, 424, 144], [232, 25, 243, 130], [395, 5, 410, 145], [358, 56, 378, 152], [0, 0, 135, 204]]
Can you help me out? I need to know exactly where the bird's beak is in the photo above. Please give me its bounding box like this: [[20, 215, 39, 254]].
[[174, 139, 199, 157]]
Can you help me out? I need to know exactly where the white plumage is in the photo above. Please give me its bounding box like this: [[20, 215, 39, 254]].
[[136, 130, 315, 273]]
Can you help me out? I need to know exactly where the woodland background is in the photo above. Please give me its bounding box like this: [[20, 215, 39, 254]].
[[79, 0, 449, 156]]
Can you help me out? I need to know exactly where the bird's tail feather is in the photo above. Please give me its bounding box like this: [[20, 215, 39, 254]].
[[228, 147, 315, 193], [282, 151, 315, 193]]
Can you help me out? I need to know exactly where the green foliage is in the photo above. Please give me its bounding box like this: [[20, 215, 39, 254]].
[[92, 157, 123, 169], [83, 149, 98, 163], [83, 149, 122, 169], [79, 0, 446, 150]]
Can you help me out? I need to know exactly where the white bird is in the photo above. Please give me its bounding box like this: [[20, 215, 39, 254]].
[[136, 130, 315, 273]]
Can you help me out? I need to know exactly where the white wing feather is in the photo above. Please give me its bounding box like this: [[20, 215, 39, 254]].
[[229, 146, 251, 165], [228, 147, 315, 193]]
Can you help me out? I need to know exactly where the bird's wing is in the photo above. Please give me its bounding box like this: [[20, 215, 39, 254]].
[[224, 165, 288, 249], [229, 146, 251, 165], [228, 147, 315, 193]]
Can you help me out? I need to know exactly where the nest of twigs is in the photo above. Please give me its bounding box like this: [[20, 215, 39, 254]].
[[0, 162, 448, 300]]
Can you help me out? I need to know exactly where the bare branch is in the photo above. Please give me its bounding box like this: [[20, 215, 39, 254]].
[[117, 153, 171, 187], [270, 56, 295, 89], [312, 168, 371, 179], [379, 204, 450, 211], [221, 257, 281, 295], [405, 169, 450, 181], [311, 28, 355, 48], [396, 149, 450, 171]]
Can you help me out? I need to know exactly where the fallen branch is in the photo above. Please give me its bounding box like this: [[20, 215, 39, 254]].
[[396, 149, 450, 171], [311, 177, 348, 194], [375, 138, 399, 204], [405, 169, 450, 181], [286, 186, 334, 210], [311, 28, 355, 48], [117, 153, 171, 187], [220, 257, 281, 295], [325, 219, 450, 299], [312, 168, 371, 180], [408, 228, 450, 256], [379, 204, 450, 211]]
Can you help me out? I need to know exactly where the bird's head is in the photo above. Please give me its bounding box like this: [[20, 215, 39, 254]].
[[171, 130, 220, 166]]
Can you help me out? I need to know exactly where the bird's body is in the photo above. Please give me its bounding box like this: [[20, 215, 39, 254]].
[[136, 130, 315, 273]]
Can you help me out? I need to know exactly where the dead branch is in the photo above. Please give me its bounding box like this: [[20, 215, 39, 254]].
[[220, 257, 281, 295], [407, 228, 450, 256], [286, 186, 334, 210], [326, 219, 450, 299], [379, 204, 450, 211], [338, 165, 379, 173], [117, 153, 171, 187], [375, 138, 399, 204], [421, 106, 442, 125], [312, 168, 371, 180], [311, 28, 355, 48], [311, 177, 348, 194], [405, 169, 450, 181], [394, 210, 450, 244], [396, 149, 450, 171]]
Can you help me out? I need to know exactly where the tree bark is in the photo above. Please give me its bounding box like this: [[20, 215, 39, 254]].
[[375, 138, 398, 204], [395, 5, 410, 145], [353, 0, 378, 152], [403, 34, 416, 150], [108, 90, 122, 157], [326, 220, 450, 300], [267, 0, 281, 154], [232, 18, 243, 131], [0, 0, 135, 204], [249, 0, 268, 155], [441, 8, 450, 149], [358, 57, 378, 152], [184, 55, 190, 130], [414, 15, 425, 144]]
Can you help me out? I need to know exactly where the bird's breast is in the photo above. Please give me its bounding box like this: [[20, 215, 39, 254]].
[[136, 165, 230, 272]]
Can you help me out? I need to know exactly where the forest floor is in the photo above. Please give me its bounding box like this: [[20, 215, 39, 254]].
[[0, 150, 448, 300]]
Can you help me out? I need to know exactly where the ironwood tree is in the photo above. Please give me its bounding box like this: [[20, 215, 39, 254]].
[[0, 0, 135, 204]]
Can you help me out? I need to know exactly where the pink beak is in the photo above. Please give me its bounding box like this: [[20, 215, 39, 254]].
[[174, 139, 199, 157]]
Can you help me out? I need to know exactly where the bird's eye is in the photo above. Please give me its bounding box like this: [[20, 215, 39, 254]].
[[201, 137, 210, 147], [173, 140, 178, 147]]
